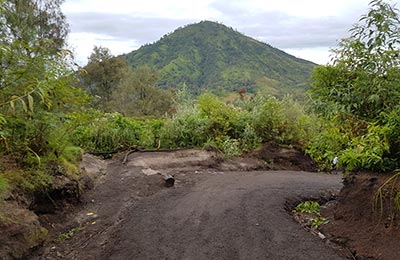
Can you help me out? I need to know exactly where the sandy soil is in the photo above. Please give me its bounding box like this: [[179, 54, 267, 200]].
[[28, 149, 344, 260]]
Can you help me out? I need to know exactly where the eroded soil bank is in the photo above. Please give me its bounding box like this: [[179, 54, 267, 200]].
[[320, 173, 400, 260]]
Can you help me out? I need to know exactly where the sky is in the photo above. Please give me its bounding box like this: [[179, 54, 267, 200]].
[[61, 0, 388, 66]]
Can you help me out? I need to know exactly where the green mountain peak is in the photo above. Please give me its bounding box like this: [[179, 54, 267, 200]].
[[125, 20, 316, 96]]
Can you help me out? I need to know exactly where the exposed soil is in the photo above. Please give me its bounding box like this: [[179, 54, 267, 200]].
[[2, 144, 398, 260], [320, 173, 400, 260], [23, 147, 345, 260], [251, 142, 317, 171]]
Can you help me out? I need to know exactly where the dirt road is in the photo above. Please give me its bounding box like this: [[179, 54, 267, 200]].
[[31, 151, 344, 260]]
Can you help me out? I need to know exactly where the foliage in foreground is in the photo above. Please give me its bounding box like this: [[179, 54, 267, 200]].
[[294, 201, 321, 215], [307, 0, 400, 172], [0, 0, 88, 195]]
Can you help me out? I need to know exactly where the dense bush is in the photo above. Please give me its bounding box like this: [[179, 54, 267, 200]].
[[160, 93, 316, 157], [249, 95, 318, 148], [69, 111, 164, 153], [307, 0, 400, 172]]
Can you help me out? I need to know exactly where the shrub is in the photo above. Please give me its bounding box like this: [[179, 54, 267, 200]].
[[250, 95, 317, 148], [219, 137, 242, 158], [69, 112, 163, 152], [306, 124, 349, 170], [161, 93, 315, 157], [340, 124, 390, 171], [160, 107, 210, 148], [294, 201, 321, 215]]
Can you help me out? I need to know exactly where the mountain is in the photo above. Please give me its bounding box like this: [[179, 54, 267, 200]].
[[124, 21, 316, 96]]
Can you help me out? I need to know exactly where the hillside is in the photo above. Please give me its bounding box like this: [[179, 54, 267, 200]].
[[125, 21, 317, 96]]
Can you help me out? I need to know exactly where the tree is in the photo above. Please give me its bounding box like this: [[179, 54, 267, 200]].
[[87, 45, 112, 63], [109, 66, 174, 117], [0, 0, 88, 167], [307, 0, 400, 171], [81, 46, 129, 107], [0, 0, 69, 58], [0, 0, 70, 99], [310, 0, 400, 120]]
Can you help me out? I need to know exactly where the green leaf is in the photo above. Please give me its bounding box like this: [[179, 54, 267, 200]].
[[37, 87, 45, 103], [28, 94, 34, 112], [10, 100, 15, 112], [20, 99, 27, 112]]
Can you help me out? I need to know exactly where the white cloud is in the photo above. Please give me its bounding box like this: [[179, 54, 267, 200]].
[[61, 0, 376, 65], [229, 0, 368, 18], [66, 32, 140, 65], [283, 47, 333, 65], [63, 0, 220, 19]]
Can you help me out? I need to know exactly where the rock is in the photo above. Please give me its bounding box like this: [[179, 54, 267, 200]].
[[0, 202, 47, 260], [317, 232, 326, 240]]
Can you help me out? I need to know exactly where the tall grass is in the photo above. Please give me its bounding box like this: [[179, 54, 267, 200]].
[[374, 172, 400, 220]]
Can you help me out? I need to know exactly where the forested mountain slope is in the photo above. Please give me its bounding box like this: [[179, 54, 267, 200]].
[[125, 21, 316, 95]]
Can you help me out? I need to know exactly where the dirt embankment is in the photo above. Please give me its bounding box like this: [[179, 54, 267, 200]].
[[321, 173, 400, 260], [0, 155, 105, 260]]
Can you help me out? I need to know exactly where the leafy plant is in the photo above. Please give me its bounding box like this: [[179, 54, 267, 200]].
[[0, 0, 92, 197], [308, 0, 400, 172], [69, 112, 164, 153], [160, 106, 209, 149], [294, 201, 321, 215], [58, 226, 84, 242], [311, 0, 400, 120], [294, 201, 329, 229], [311, 216, 329, 228], [340, 124, 390, 171], [219, 137, 242, 158], [160, 91, 316, 160]]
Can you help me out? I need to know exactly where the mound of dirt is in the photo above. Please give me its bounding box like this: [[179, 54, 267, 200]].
[[0, 202, 48, 259], [252, 143, 317, 172], [321, 173, 400, 260], [0, 155, 102, 260]]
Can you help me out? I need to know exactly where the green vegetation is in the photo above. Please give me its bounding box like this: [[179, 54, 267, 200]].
[[160, 93, 316, 157], [307, 0, 400, 172], [58, 226, 85, 242], [125, 21, 316, 98], [82, 46, 129, 107], [82, 47, 174, 115], [310, 217, 329, 229], [67, 92, 316, 158], [293, 201, 329, 229], [1, 0, 400, 229], [0, 0, 88, 196], [68, 111, 164, 153], [0, 176, 8, 200], [294, 201, 321, 215]]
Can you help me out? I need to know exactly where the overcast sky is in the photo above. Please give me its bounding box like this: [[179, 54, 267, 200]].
[[61, 0, 391, 66]]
